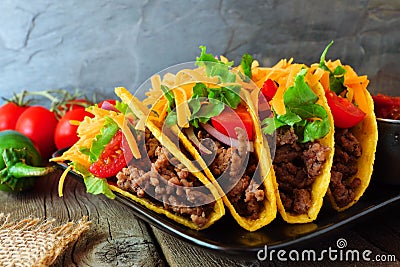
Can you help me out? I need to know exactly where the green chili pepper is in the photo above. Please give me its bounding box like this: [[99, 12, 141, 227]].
[[0, 130, 56, 192]]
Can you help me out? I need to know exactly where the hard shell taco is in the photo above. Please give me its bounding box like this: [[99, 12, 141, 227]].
[[313, 41, 378, 211], [142, 47, 277, 231], [51, 91, 225, 230], [251, 58, 335, 224]]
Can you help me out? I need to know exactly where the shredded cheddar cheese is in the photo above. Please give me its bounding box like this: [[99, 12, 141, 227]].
[[318, 60, 371, 115], [254, 59, 305, 115], [58, 165, 73, 197], [172, 86, 191, 128], [51, 96, 143, 171]]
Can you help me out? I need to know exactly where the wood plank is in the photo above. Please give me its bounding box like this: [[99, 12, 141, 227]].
[[151, 227, 260, 267], [0, 170, 165, 267], [152, 204, 400, 267]]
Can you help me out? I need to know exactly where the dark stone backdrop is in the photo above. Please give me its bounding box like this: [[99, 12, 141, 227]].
[[0, 0, 399, 103]]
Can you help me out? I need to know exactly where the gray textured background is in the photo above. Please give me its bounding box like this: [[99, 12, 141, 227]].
[[0, 0, 399, 104]]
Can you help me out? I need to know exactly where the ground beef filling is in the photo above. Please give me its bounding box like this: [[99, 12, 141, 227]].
[[329, 128, 362, 208], [115, 130, 216, 228], [274, 127, 331, 215], [198, 128, 265, 220]]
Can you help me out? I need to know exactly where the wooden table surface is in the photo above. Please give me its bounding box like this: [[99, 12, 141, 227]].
[[1, 169, 399, 267]]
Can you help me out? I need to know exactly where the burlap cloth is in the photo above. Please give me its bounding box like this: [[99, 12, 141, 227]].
[[0, 213, 91, 267]]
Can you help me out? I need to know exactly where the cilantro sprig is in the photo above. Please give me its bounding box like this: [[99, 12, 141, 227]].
[[319, 41, 346, 94], [240, 53, 254, 80], [262, 68, 330, 143], [164, 46, 243, 127]]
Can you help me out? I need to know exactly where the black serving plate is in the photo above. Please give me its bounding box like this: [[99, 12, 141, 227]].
[[53, 149, 400, 255]]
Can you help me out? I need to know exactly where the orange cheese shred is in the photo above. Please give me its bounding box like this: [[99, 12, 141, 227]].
[[172, 86, 191, 128], [150, 97, 168, 122], [342, 65, 371, 114], [58, 165, 73, 197]]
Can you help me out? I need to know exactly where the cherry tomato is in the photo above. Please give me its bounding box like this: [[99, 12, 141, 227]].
[[54, 108, 94, 150], [0, 102, 28, 131], [15, 106, 58, 159], [57, 98, 91, 117], [89, 130, 133, 178], [325, 91, 366, 128], [260, 79, 278, 102], [211, 104, 254, 140], [65, 98, 91, 109]]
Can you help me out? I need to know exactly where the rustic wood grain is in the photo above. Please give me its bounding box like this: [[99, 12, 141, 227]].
[[1, 169, 400, 267], [0, 170, 164, 267], [151, 205, 400, 267]]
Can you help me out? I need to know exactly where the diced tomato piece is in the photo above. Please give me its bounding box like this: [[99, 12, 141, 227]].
[[260, 79, 278, 102], [89, 130, 133, 178], [210, 104, 254, 140], [325, 91, 366, 128]]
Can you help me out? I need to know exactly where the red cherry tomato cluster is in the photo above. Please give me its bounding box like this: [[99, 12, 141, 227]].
[[0, 91, 96, 159]]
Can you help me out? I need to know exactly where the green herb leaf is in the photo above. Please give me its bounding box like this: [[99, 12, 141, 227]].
[[284, 69, 318, 107], [195, 46, 234, 81], [161, 85, 175, 112], [89, 118, 119, 163], [303, 118, 330, 143], [240, 53, 254, 79], [261, 112, 301, 135], [165, 111, 177, 127], [192, 83, 208, 98], [190, 98, 225, 126], [208, 62, 236, 83], [185, 46, 242, 128], [115, 100, 129, 114], [289, 104, 328, 120], [261, 117, 278, 135], [72, 163, 115, 199], [261, 69, 331, 142], [319, 40, 334, 71], [276, 112, 303, 126], [83, 176, 115, 199], [319, 40, 346, 94], [196, 45, 219, 64], [221, 86, 241, 109]]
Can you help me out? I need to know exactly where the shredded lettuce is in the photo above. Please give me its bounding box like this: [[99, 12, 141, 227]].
[[80, 118, 119, 163], [262, 68, 330, 143], [73, 163, 115, 199], [115, 100, 129, 114], [164, 46, 244, 127]]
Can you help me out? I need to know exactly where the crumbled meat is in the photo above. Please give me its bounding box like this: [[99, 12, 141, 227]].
[[276, 127, 298, 146], [303, 142, 331, 177], [273, 126, 331, 215], [116, 132, 215, 228], [329, 129, 362, 208], [209, 146, 233, 176], [293, 189, 312, 214], [336, 129, 362, 157], [145, 129, 160, 160], [280, 192, 292, 211], [198, 128, 265, 219], [229, 128, 249, 177]]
